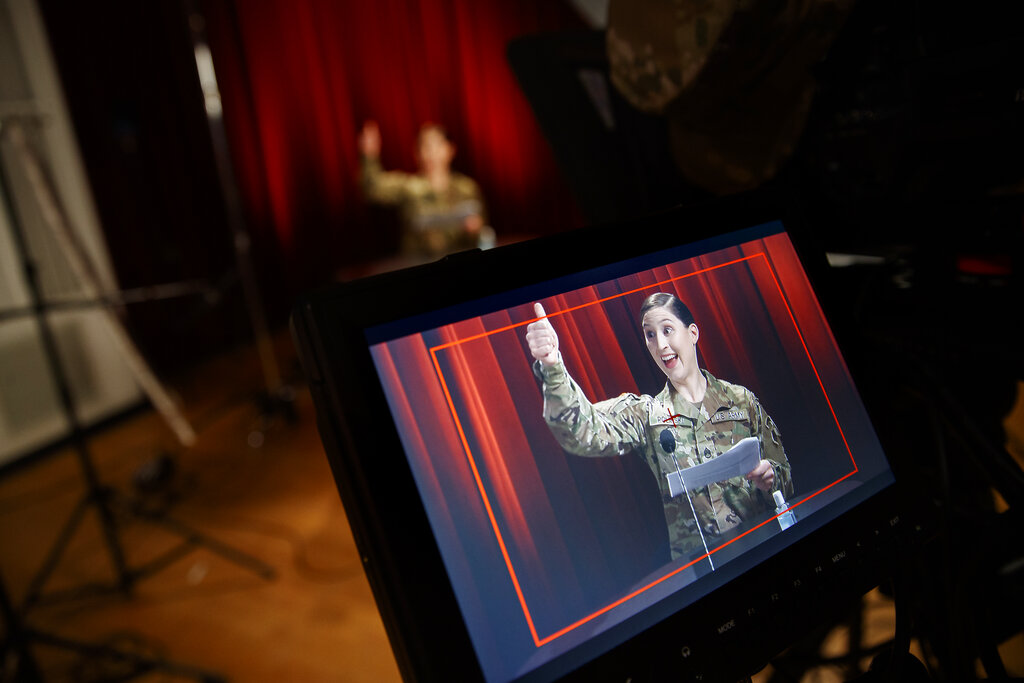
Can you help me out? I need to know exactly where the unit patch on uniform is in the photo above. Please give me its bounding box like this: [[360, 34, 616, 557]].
[[711, 408, 745, 424]]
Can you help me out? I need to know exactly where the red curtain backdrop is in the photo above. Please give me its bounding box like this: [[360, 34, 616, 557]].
[[370, 233, 872, 668], [201, 0, 585, 287]]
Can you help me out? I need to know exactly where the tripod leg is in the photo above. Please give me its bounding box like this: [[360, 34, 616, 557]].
[[8, 564, 226, 682], [20, 494, 92, 611], [136, 510, 276, 580], [21, 487, 135, 611], [1, 572, 44, 683], [28, 629, 227, 683]]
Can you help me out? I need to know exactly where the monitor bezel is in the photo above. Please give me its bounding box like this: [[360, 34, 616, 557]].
[[291, 192, 906, 682]]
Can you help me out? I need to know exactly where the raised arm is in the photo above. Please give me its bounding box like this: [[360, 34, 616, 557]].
[[527, 303, 647, 458], [358, 120, 413, 203]]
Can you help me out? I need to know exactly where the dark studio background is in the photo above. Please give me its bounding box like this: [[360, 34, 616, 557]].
[[10, 0, 1024, 679], [33, 0, 1024, 377], [35, 0, 587, 375]]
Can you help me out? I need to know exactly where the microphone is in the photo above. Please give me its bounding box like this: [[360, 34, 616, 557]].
[[661, 429, 686, 497], [660, 429, 675, 454]]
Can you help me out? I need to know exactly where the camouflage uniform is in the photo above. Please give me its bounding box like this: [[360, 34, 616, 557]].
[[535, 357, 793, 560], [605, 0, 854, 194], [360, 156, 488, 257]]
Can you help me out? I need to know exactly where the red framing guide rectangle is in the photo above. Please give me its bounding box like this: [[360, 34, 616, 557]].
[[429, 253, 859, 648]]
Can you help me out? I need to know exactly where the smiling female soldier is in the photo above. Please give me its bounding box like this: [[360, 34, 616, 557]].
[[525, 292, 793, 562]]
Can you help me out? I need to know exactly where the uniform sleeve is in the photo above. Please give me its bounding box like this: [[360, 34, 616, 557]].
[[535, 356, 648, 458], [360, 156, 413, 204], [749, 391, 793, 497]]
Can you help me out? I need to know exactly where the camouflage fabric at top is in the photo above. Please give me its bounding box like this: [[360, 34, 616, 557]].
[[606, 0, 736, 114], [605, 0, 854, 194], [535, 358, 793, 560], [360, 157, 486, 257]]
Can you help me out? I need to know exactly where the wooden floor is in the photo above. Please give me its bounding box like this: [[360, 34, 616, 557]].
[[1, 334, 1021, 682], [0, 335, 402, 682]]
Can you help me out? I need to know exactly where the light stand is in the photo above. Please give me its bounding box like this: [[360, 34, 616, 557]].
[[186, 0, 297, 446], [0, 116, 274, 675]]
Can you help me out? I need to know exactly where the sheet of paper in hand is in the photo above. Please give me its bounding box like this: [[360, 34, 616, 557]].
[[666, 436, 761, 496]]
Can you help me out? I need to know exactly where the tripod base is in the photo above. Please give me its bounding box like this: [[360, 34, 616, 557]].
[[22, 483, 275, 612], [9, 629, 228, 683], [2, 570, 226, 683]]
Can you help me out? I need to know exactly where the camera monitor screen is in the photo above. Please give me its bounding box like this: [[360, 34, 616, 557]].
[[293, 207, 900, 683]]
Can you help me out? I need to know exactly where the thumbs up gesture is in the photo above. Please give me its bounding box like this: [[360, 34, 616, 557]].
[[358, 120, 381, 159], [525, 303, 559, 366]]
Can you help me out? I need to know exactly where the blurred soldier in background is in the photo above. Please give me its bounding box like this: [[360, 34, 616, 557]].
[[358, 120, 494, 260]]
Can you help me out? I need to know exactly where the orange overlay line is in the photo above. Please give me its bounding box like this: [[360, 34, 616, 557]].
[[428, 253, 860, 648]]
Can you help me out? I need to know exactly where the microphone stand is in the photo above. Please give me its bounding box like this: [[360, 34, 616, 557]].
[[671, 452, 715, 571], [662, 427, 715, 570]]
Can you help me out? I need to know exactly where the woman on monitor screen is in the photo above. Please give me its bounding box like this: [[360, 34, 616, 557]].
[[526, 292, 793, 561]]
